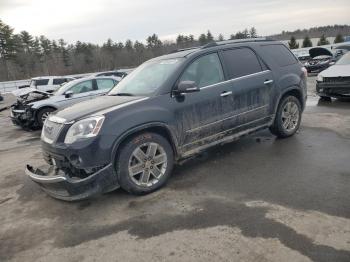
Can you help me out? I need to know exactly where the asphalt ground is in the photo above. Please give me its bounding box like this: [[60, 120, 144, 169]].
[[0, 76, 349, 262]]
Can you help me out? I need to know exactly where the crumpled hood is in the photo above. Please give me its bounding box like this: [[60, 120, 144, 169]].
[[319, 65, 350, 77], [309, 47, 333, 58], [55, 95, 144, 122], [12, 87, 51, 97]]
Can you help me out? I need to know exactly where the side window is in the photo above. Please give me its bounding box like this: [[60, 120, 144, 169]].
[[68, 80, 93, 94], [34, 79, 49, 86], [222, 48, 262, 79], [53, 78, 67, 85], [96, 79, 117, 91], [180, 53, 224, 88], [260, 44, 298, 67]]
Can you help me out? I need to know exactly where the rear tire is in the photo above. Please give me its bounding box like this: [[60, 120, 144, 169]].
[[36, 107, 55, 127], [269, 95, 301, 138], [116, 132, 174, 195]]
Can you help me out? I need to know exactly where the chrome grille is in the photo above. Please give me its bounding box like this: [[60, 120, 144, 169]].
[[41, 119, 63, 144]]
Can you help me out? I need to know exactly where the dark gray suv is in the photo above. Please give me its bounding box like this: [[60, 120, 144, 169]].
[[26, 38, 307, 201]]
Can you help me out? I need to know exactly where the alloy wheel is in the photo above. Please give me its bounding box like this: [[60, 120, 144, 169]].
[[281, 101, 299, 131], [128, 142, 168, 187]]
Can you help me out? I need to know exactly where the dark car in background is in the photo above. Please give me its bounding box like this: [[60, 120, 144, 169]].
[[26, 38, 307, 201], [304, 47, 335, 73]]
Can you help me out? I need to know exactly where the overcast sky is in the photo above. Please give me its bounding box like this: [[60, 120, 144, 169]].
[[1, 0, 349, 44]]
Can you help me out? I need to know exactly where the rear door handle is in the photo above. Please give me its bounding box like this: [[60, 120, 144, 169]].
[[264, 79, 274, 85], [220, 91, 232, 97]]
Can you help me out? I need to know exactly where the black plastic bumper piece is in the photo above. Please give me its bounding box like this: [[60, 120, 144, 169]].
[[316, 82, 350, 97], [25, 163, 119, 201]]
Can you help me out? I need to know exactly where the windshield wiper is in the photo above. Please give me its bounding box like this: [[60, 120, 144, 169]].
[[110, 92, 134, 96]]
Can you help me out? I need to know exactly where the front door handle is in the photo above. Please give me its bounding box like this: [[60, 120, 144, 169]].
[[264, 79, 274, 85], [220, 91, 232, 97]]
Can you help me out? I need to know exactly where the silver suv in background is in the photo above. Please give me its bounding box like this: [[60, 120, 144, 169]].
[[11, 76, 119, 128]]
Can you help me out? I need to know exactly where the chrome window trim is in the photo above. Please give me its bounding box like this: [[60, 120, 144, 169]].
[[172, 70, 271, 96], [200, 70, 271, 90]]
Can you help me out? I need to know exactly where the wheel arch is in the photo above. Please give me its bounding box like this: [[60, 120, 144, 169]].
[[34, 105, 57, 122], [111, 122, 179, 165], [274, 87, 304, 115]]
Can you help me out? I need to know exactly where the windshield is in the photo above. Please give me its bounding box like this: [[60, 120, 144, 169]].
[[108, 58, 184, 96], [336, 52, 350, 65]]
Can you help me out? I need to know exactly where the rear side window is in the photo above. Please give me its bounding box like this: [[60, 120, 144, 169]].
[[69, 80, 94, 94], [53, 78, 67, 85], [34, 79, 49, 86], [221, 48, 262, 79], [261, 44, 298, 67], [96, 79, 117, 90]]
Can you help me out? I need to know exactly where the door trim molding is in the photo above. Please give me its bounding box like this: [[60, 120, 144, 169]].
[[186, 104, 268, 133]]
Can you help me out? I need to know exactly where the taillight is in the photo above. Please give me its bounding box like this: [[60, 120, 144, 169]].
[[301, 67, 308, 78]]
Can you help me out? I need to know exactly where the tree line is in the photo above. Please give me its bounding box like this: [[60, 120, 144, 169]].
[[271, 24, 350, 40], [288, 33, 345, 49], [0, 20, 259, 81]]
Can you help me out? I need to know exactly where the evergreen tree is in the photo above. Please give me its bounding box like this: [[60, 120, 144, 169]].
[[334, 34, 344, 43], [218, 34, 224, 41], [206, 30, 214, 42], [146, 34, 162, 49], [242, 29, 249, 39], [302, 36, 312, 48], [288, 36, 299, 49], [19, 31, 34, 53], [317, 35, 330, 46], [249, 27, 257, 38], [0, 19, 16, 60], [125, 39, 133, 51], [198, 33, 207, 45]]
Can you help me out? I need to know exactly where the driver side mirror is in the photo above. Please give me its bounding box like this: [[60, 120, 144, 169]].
[[65, 90, 73, 98], [175, 81, 200, 95]]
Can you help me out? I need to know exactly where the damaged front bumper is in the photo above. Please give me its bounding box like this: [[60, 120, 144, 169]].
[[316, 81, 350, 97], [25, 163, 119, 201], [10, 107, 37, 128]]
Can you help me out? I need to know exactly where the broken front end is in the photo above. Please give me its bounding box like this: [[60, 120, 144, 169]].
[[10, 88, 51, 128], [26, 116, 119, 201]]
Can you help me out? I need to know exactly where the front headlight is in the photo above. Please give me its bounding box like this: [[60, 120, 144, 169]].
[[317, 75, 323, 82], [64, 116, 105, 144]]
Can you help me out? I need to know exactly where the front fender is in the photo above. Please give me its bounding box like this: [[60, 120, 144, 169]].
[[110, 122, 179, 165]]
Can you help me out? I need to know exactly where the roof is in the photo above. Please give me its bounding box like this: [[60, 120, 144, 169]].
[[155, 38, 277, 61]]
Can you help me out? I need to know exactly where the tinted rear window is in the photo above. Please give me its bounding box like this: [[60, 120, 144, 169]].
[[261, 44, 297, 67], [34, 79, 49, 86], [53, 78, 67, 85], [222, 48, 262, 79]]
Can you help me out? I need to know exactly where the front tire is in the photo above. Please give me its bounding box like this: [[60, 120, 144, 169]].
[[116, 132, 174, 195], [36, 107, 55, 127], [270, 95, 301, 138]]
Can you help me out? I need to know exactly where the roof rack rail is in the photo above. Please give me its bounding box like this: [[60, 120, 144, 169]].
[[169, 46, 199, 54], [202, 37, 275, 49]]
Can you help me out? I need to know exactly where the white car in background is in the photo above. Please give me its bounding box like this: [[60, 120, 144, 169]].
[[18, 76, 75, 93], [316, 52, 350, 100]]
